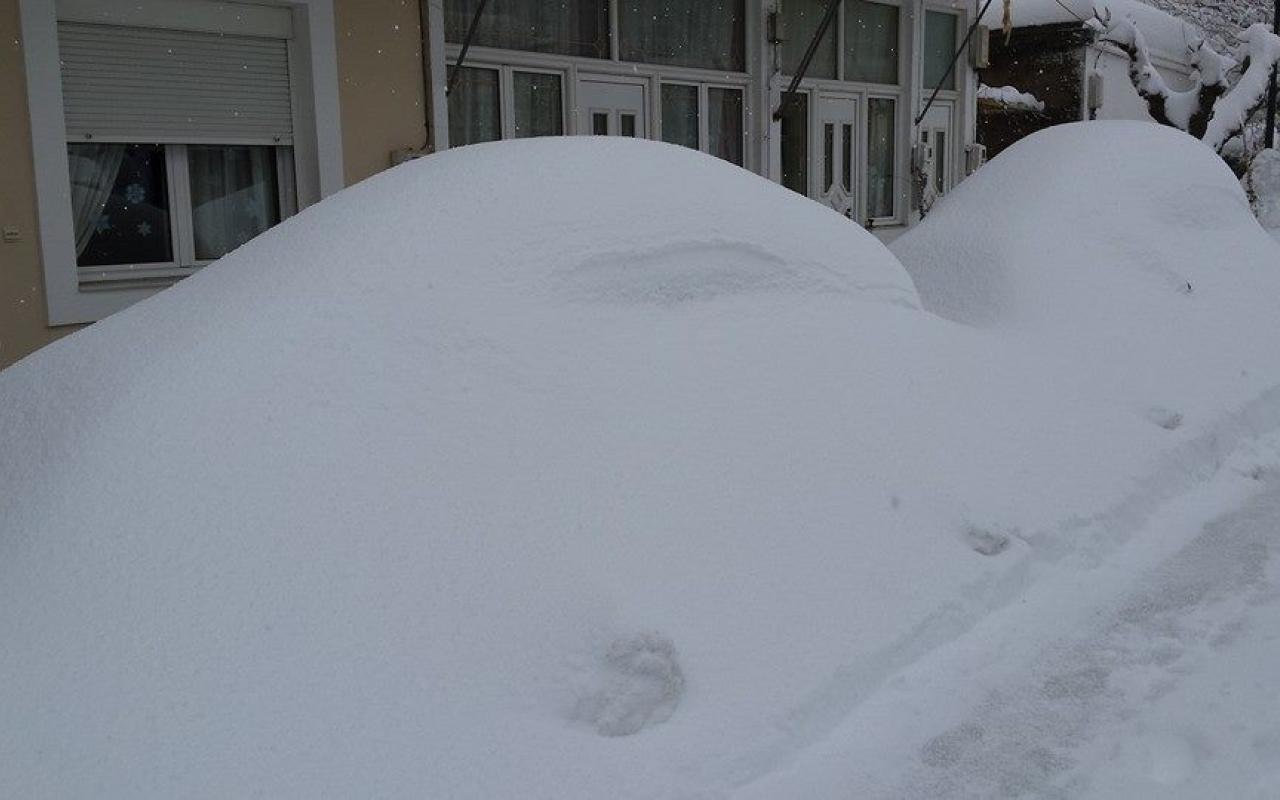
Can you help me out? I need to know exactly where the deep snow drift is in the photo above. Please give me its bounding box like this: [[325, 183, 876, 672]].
[[892, 121, 1280, 421], [4, 130, 1280, 798]]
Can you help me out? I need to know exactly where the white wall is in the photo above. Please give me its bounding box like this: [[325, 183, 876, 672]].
[[1090, 45, 1194, 122]]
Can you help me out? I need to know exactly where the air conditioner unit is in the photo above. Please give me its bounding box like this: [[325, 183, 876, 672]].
[[970, 25, 991, 69], [965, 143, 987, 175]]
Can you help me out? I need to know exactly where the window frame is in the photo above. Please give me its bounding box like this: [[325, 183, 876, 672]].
[[75, 144, 296, 286], [443, 44, 754, 167], [20, 0, 343, 326], [658, 80, 747, 166], [922, 7, 962, 95], [863, 92, 901, 224]]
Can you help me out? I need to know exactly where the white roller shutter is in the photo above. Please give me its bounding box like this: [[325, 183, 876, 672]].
[[58, 21, 293, 145]]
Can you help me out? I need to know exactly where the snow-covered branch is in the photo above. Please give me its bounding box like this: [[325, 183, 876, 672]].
[[1102, 14, 1280, 152]]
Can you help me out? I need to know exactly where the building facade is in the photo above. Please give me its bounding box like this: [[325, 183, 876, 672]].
[[2, 0, 979, 370]]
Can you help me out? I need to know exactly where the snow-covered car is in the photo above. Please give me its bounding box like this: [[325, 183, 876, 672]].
[[4, 126, 1280, 798]]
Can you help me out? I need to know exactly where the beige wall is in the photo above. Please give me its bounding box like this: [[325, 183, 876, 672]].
[[0, 0, 428, 371], [334, 0, 427, 185], [0, 0, 79, 371]]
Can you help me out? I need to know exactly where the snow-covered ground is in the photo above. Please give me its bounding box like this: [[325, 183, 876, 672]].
[[3, 124, 1280, 798]]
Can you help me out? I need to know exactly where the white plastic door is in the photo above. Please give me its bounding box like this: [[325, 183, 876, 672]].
[[578, 80, 647, 138], [918, 102, 953, 197], [816, 95, 858, 219]]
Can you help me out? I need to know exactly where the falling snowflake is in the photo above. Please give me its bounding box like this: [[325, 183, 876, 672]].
[[136, 221, 152, 237], [94, 215, 113, 234], [124, 182, 146, 204]]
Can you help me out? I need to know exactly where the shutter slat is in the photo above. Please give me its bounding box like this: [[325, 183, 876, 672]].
[[58, 22, 293, 142]]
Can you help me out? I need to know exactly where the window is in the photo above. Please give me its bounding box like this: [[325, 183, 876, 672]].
[[512, 72, 564, 138], [660, 84, 744, 166], [661, 84, 700, 149], [450, 66, 565, 145], [780, 0, 837, 79], [845, 0, 899, 84], [448, 66, 502, 146], [71, 144, 172, 268], [924, 11, 959, 91], [707, 88, 744, 165], [69, 143, 289, 275], [188, 146, 282, 261], [27, 0, 333, 325], [619, 0, 746, 72], [867, 97, 896, 218], [443, 0, 610, 59], [780, 92, 809, 195], [56, 15, 298, 282]]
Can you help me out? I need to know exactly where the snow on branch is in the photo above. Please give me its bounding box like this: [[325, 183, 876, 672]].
[[1203, 24, 1280, 150], [1099, 11, 1280, 152]]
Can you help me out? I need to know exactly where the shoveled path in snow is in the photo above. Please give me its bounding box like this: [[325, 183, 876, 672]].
[[735, 430, 1280, 799]]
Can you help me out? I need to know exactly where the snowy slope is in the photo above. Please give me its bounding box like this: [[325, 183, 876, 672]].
[[4, 131, 1280, 798]]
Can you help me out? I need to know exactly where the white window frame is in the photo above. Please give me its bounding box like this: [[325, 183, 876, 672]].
[[74, 144, 298, 287], [658, 81, 748, 166], [921, 6, 963, 96], [20, 0, 344, 326], [502, 65, 569, 139], [439, 0, 756, 170]]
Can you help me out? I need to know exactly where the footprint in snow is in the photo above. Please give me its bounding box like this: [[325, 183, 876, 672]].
[[1145, 406, 1183, 431], [574, 631, 685, 737]]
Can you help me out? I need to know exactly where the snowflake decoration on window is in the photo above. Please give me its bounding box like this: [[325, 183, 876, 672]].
[[124, 182, 147, 205], [136, 221, 152, 237], [94, 215, 113, 234]]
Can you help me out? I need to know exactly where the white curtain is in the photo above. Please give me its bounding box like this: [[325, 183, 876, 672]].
[[67, 143, 125, 258], [619, 0, 746, 71], [443, 0, 608, 58], [189, 146, 277, 261], [448, 66, 502, 147]]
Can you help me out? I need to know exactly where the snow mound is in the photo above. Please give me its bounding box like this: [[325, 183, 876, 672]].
[[892, 121, 1280, 415], [1247, 147, 1280, 230], [5, 131, 1280, 798]]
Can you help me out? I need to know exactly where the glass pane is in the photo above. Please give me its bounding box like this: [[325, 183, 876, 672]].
[[842, 123, 853, 192], [620, 113, 637, 137], [442, 0, 610, 59], [867, 97, 896, 217], [780, 0, 837, 80], [934, 129, 947, 193], [780, 92, 808, 195], [845, 0, 899, 85], [448, 66, 501, 147], [513, 72, 563, 138], [69, 143, 172, 267], [707, 87, 744, 165], [662, 84, 699, 150], [188, 145, 280, 261], [823, 123, 835, 192], [592, 112, 609, 135], [924, 11, 958, 91], [619, 0, 746, 72]]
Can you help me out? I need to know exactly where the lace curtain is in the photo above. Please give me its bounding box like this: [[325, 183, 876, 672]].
[[67, 143, 126, 258]]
